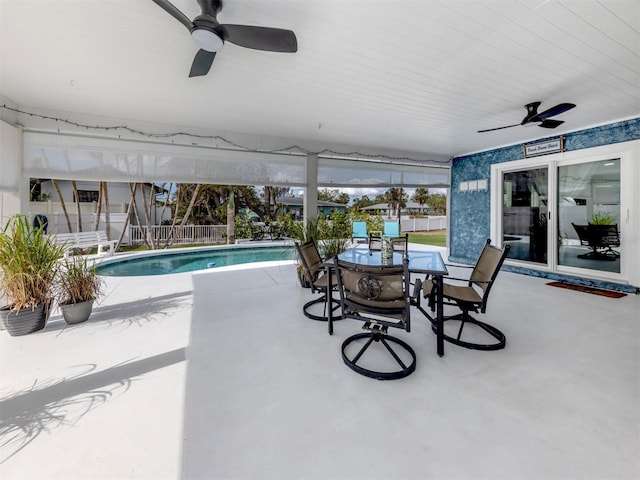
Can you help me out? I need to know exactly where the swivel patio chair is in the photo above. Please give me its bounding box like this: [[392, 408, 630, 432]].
[[334, 258, 415, 380], [416, 239, 510, 351], [295, 239, 339, 322], [572, 223, 620, 260]]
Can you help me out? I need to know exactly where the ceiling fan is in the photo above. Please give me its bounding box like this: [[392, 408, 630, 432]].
[[151, 0, 298, 77], [478, 101, 576, 133]]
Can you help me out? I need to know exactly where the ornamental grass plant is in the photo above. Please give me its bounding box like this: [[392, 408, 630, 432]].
[[0, 215, 64, 311], [56, 256, 104, 305]]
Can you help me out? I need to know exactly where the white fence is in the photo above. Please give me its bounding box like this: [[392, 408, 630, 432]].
[[400, 216, 447, 232], [129, 225, 227, 246]]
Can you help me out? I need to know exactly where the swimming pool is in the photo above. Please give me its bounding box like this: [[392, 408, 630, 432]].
[[96, 245, 297, 276]]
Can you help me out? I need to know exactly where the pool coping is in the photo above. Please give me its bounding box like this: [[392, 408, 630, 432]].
[[93, 241, 297, 276]]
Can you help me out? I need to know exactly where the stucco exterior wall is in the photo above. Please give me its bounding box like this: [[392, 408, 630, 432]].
[[449, 118, 640, 291]]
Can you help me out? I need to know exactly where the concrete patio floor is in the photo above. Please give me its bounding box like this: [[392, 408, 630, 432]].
[[1, 245, 638, 479]]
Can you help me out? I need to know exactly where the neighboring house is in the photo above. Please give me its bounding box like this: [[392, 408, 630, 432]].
[[274, 196, 347, 219], [28, 179, 170, 237], [362, 201, 430, 216]]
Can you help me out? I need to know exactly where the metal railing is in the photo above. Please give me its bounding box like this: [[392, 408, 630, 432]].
[[129, 225, 227, 246]]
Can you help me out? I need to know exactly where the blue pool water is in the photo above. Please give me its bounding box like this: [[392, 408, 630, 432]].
[[96, 246, 297, 276]]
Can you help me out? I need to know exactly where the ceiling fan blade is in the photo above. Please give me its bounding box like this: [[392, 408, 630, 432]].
[[532, 103, 576, 122], [151, 0, 193, 30], [189, 49, 217, 77], [539, 119, 564, 129], [217, 24, 298, 52], [477, 123, 521, 133]]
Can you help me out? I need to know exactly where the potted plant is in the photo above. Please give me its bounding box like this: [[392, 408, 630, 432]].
[[56, 256, 104, 325], [0, 215, 64, 336], [289, 217, 319, 288], [591, 212, 615, 225]]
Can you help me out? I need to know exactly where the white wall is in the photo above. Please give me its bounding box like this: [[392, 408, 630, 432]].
[[0, 121, 23, 224]]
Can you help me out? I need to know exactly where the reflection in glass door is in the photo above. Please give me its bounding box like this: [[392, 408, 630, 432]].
[[502, 167, 548, 264], [558, 159, 621, 273]]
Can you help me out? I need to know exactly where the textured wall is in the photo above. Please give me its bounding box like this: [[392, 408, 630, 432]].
[[449, 118, 640, 291]]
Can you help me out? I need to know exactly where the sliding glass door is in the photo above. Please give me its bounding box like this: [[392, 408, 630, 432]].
[[557, 159, 621, 274], [502, 167, 549, 264], [492, 146, 629, 283]]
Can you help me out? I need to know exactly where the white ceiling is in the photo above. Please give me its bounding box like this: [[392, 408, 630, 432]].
[[1, 0, 639, 162]]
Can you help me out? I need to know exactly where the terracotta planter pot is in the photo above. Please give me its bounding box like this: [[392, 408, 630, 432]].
[[60, 299, 94, 325], [0, 303, 49, 336]]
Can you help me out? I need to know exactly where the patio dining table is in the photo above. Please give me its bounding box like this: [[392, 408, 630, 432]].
[[326, 247, 449, 356]]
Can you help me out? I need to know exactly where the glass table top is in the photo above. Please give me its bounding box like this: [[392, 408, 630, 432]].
[[337, 248, 448, 275]]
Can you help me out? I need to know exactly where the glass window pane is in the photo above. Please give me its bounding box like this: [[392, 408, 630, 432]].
[[558, 159, 620, 273], [502, 167, 548, 264]]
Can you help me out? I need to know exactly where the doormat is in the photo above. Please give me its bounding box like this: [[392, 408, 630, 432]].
[[546, 282, 627, 298]]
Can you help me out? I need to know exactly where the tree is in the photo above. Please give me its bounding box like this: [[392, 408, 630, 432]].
[[102, 182, 111, 239], [428, 193, 447, 215], [70, 180, 82, 232], [317, 188, 337, 202], [263, 186, 290, 220], [336, 192, 350, 204], [385, 187, 407, 219], [50, 179, 72, 233], [412, 187, 429, 214], [116, 183, 137, 250], [227, 191, 235, 244], [350, 195, 372, 212]]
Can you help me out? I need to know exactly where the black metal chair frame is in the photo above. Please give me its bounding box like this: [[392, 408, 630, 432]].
[[367, 233, 408, 253], [334, 258, 415, 380], [572, 223, 620, 260], [295, 239, 340, 322], [251, 221, 285, 241], [415, 239, 510, 351]]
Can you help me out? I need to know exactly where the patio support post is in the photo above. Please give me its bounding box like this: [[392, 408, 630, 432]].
[[304, 153, 318, 227]]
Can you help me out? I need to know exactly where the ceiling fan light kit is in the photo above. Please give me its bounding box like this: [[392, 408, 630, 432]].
[[191, 29, 224, 52], [152, 0, 298, 77], [478, 101, 576, 133]]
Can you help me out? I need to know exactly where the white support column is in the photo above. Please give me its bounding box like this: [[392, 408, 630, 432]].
[[304, 153, 318, 227]]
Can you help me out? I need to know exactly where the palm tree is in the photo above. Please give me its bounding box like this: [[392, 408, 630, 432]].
[[386, 187, 406, 219], [50, 179, 72, 233], [227, 191, 235, 244], [412, 187, 429, 214]]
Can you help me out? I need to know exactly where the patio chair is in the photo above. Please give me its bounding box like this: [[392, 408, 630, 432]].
[[351, 221, 368, 243], [416, 239, 510, 351], [250, 221, 266, 241], [295, 239, 340, 322], [572, 223, 620, 260], [383, 221, 400, 237], [334, 257, 415, 380]]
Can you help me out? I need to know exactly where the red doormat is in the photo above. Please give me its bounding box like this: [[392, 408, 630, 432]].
[[546, 281, 627, 298]]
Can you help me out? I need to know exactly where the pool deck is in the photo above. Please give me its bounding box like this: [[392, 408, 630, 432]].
[[1, 244, 639, 479]]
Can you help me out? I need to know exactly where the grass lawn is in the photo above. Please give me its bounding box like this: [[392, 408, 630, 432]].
[[407, 230, 446, 247]]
